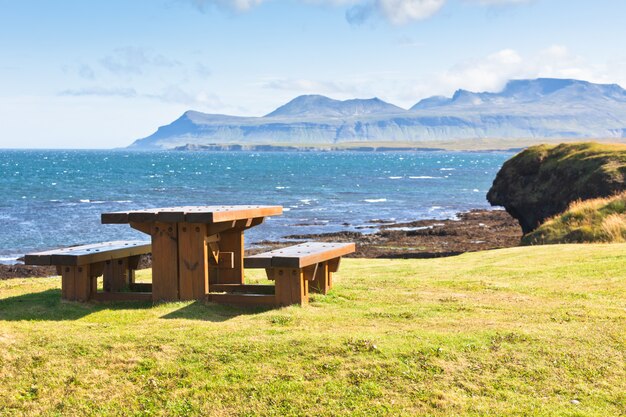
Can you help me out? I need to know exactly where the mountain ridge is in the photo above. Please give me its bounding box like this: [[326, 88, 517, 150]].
[[129, 78, 626, 149]]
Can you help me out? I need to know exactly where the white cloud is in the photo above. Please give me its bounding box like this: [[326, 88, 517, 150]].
[[377, 0, 446, 25], [398, 44, 623, 105], [100, 47, 180, 75], [58, 87, 138, 98], [186, 0, 534, 25], [467, 0, 532, 5], [188, 0, 266, 12]]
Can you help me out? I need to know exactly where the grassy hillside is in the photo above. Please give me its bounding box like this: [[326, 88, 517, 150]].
[[523, 192, 626, 244], [1, 245, 625, 416], [487, 141, 626, 234]]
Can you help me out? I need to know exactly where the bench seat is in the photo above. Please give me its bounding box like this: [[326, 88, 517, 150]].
[[25, 240, 151, 301], [243, 242, 355, 306]]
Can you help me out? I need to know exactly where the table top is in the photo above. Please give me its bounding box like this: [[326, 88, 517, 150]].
[[101, 205, 283, 224]]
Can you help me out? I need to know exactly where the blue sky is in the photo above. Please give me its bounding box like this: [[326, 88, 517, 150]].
[[1, 0, 626, 148]]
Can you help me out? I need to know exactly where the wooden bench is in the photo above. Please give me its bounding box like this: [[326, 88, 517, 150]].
[[217, 242, 355, 306], [24, 240, 151, 302]]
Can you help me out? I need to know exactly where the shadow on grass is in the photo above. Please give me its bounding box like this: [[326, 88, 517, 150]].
[[0, 289, 273, 322], [160, 300, 274, 321], [0, 289, 152, 321]]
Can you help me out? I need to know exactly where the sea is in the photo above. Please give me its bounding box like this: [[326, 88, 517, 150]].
[[0, 149, 514, 264]]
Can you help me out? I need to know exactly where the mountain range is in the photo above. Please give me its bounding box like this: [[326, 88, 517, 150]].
[[129, 78, 626, 149]]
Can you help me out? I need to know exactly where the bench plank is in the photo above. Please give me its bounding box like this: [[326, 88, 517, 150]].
[[245, 242, 355, 269], [25, 241, 151, 266]]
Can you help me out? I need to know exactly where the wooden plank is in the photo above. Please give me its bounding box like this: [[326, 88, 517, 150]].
[[151, 222, 179, 302], [92, 292, 152, 302], [128, 211, 159, 223], [309, 262, 330, 294], [128, 283, 152, 292], [209, 293, 276, 306], [209, 206, 283, 223], [101, 211, 131, 224], [274, 268, 307, 306], [25, 241, 151, 266], [328, 257, 341, 273], [243, 253, 273, 269], [210, 284, 275, 294], [74, 265, 91, 302], [178, 223, 208, 301], [102, 205, 283, 225], [103, 258, 129, 292], [127, 255, 142, 270], [129, 222, 152, 234], [216, 230, 244, 284], [61, 266, 74, 300], [271, 242, 355, 268], [206, 221, 237, 235]]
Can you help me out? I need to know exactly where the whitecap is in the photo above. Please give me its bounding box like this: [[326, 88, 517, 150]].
[[80, 199, 90, 203], [409, 176, 440, 179], [388, 176, 403, 179], [364, 198, 387, 203], [0, 256, 20, 265], [440, 168, 455, 171]]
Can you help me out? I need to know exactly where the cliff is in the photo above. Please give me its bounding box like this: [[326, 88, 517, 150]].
[[487, 142, 626, 234]]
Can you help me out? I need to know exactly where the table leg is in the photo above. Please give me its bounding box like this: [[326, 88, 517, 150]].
[[275, 268, 308, 306], [178, 223, 209, 300], [151, 222, 179, 302]]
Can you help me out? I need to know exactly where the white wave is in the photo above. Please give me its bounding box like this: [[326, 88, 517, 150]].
[[0, 256, 20, 265], [114, 200, 132, 203], [364, 198, 387, 203], [388, 176, 403, 179], [79, 199, 90, 203], [275, 186, 289, 190], [409, 176, 440, 179], [440, 168, 455, 171]]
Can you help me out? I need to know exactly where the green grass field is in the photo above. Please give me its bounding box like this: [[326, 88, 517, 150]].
[[1, 244, 625, 416]]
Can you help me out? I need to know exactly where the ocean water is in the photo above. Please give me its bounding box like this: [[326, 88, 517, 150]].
[[0, 150, 513, 263]]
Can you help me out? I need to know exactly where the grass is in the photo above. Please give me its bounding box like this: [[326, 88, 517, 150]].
[[1, 244, 625, 416], [524, 192, 626, 244]]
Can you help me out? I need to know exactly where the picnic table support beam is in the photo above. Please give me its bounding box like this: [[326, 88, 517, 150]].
[[178, 223, 209, 300], [61, 263, 103, 302], [151, 222, 179, 302], [274, 268, 308, 306]]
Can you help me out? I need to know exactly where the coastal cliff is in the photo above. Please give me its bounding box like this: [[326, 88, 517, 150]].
[[487, 142, 626, 234]]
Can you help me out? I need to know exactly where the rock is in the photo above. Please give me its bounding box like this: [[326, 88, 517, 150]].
[[570, 399, 580, 405], [487, 142, 626, 234]]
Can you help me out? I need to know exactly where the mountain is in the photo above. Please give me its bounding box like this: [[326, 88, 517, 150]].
[[129, 78, 626, 149], [265, 95, 404, 118]]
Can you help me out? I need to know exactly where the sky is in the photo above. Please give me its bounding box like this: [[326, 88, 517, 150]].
[[1, 0, 626, 148]]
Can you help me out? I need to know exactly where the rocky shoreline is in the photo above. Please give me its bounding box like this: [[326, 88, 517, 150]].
[[0, 209, 521, 279], [249, 209, 521, 258]]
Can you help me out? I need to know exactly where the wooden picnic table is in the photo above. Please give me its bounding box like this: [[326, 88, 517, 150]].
[[101, 205, 282, 302]]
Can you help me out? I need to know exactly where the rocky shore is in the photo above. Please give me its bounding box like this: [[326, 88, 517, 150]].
[[0, 209, 521, 279], [250, 209, 521, 258]]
